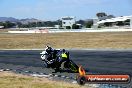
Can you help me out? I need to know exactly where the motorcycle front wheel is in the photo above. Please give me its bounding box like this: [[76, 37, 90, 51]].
[[42, 61, 50, 68]]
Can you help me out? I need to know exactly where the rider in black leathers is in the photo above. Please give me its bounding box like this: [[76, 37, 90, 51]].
[[45, 46, 69, 71]]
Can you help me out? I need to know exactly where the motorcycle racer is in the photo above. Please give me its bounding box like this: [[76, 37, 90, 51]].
[[54, 49, 69, 71], [41, 46, 79, 72], [44, 46, 69, 64], [57, 49, 69, 63]]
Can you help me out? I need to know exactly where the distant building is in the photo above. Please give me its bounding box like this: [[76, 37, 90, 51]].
[[0, 26, 4, 29], [96, 15, 132, 28], [54, 25, 60, 29], [92, 18, 99, 28], [61, 16, 76, 29]]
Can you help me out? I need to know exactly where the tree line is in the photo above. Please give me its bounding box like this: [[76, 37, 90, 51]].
[[0, 21, 16, 28], [0, 20, 93, 29]]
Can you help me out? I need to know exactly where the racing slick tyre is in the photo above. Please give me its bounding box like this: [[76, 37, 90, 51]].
[[77, 76, 86, 85]]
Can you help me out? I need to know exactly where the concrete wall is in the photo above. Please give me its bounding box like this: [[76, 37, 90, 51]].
[[130, 17, 132, 29], [8, 28, 132, 34]]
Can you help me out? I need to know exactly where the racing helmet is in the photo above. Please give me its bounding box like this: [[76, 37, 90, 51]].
[[45, 46, 52, 53], [62, 49, 65, 53]]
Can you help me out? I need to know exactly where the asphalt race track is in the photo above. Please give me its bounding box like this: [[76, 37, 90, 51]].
[[0, 50, 132, 88]]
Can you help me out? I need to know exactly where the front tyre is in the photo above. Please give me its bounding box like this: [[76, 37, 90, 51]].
[[42, 61, 50, 68]]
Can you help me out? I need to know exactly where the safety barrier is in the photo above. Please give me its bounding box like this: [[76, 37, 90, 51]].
[[8, 28, 132, 33]]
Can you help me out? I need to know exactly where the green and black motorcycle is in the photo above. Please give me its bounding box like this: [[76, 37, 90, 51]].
[[40, 46, 79, 73]]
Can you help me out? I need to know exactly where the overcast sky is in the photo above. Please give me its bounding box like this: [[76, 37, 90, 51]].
[[0, 0, 132, 20]]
